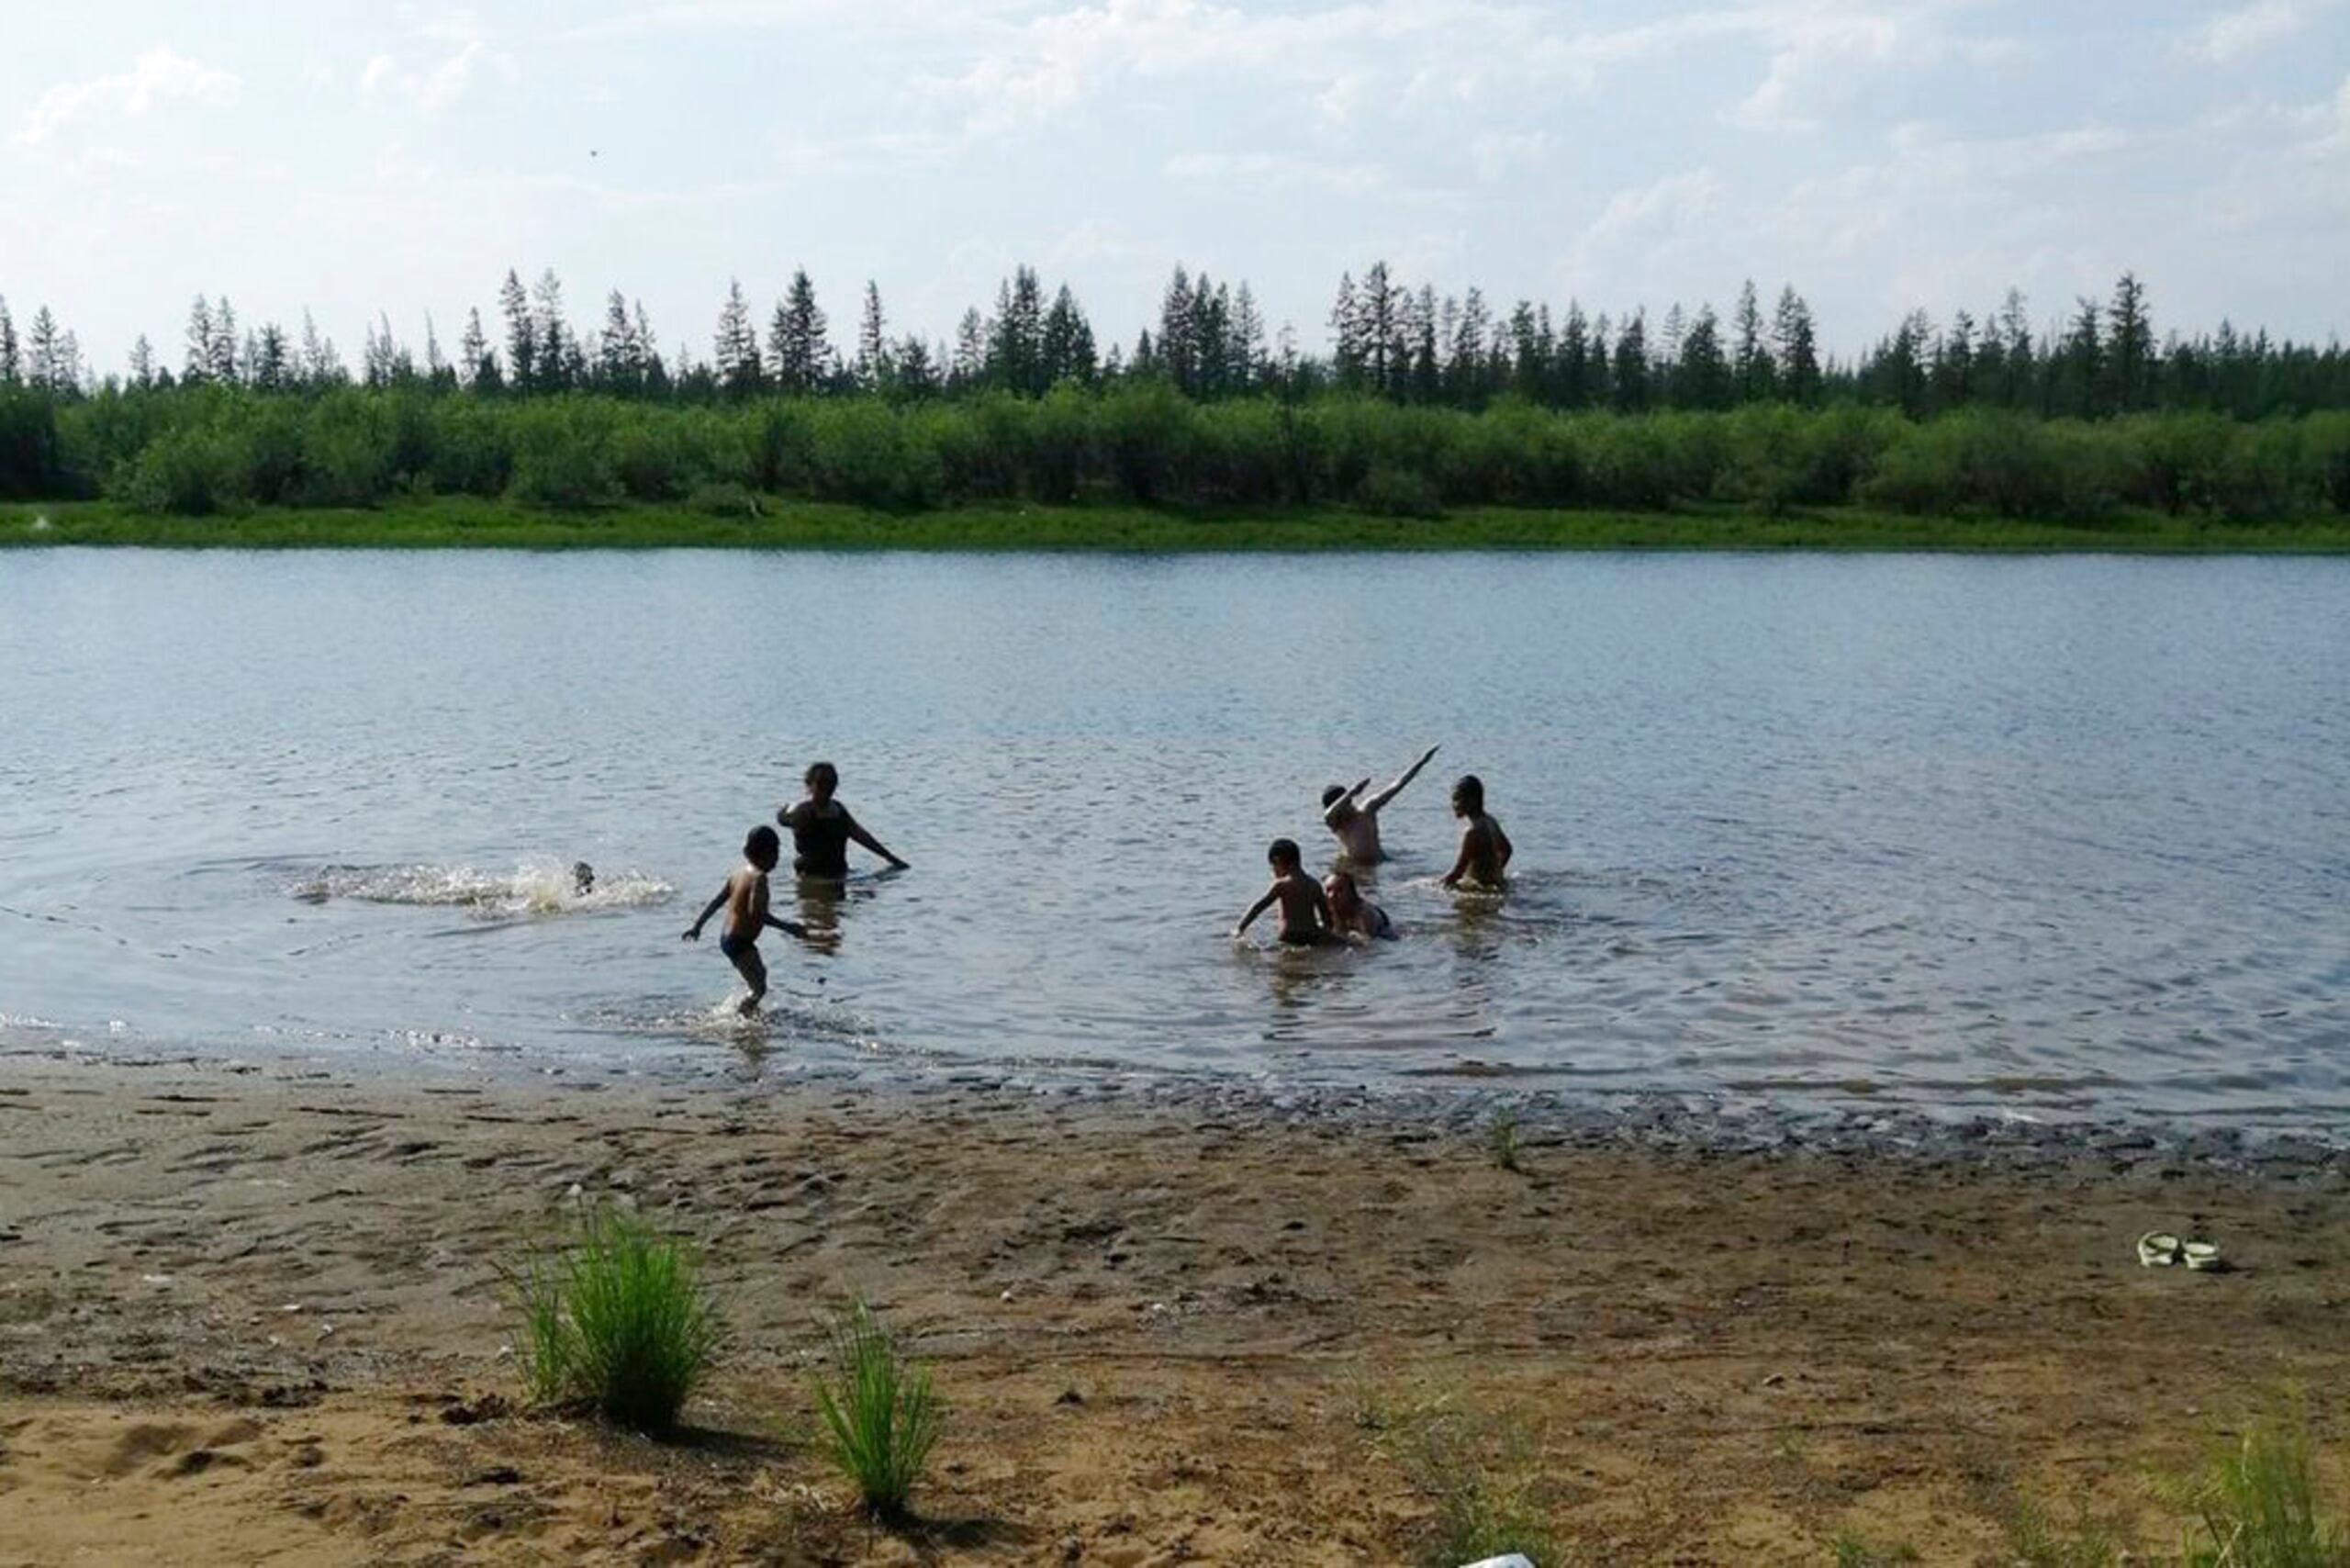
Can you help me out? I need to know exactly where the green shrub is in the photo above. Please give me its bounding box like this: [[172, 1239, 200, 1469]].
[[513, 1205, 719, 1432], [509, 399, 621, 510], [2172, 1398, 2347, 1566], [0, 389, 64, 499], [1389, 1398, 1558, 1568], [119, 423, 245, 515], [1355, 464, 1443, 519], [812, 1299, 942, 1517], [299, 389, 392, 508]]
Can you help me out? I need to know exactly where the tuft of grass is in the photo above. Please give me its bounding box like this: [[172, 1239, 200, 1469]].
[[511, 1205, 719, 1432], [2170, 1397, 2349, 1567], [1831, 1529, 1923, 1565], [1488, 1110, 1523, 1173], [811, 1299, 942, 1518], [2003, 1496, 2134, 1567], [1376, 1390, 1559, 1568]]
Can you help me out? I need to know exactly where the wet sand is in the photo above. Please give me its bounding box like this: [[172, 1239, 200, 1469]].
[[0, 1054, 2344, 1565]]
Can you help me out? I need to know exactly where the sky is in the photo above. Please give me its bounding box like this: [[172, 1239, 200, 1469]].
[[3, 0, 2346, 375]]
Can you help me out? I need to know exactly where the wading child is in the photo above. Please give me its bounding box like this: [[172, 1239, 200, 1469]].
[[1441, 774, 1514, 890], [1233, 838, 1341, 946], [682, 825, 809, 1014], [1324, 869, 1396, 941]]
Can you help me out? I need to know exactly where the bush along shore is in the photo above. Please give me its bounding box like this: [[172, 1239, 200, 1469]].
[[2, 384, 2348, 547]]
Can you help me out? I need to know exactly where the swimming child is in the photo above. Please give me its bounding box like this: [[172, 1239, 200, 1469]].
[[778, 761, 909, 880], [1233, 837, 1342, 946], [681, 825, 809, 1014], [1323, 869, 1396, 940], [572, 861, 595, 895], [1321, 743, 1440, 863], [1440, 774, 1514, 890]]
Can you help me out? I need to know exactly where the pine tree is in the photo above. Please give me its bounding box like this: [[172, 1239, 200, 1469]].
[[1445, 286, 1490, 405], [1360, 262, 1399, 395], [423, 313, 450, 385], [1406, 284, 1440, 402], [209, 297, 241, 384], [952, 308, 986, 388], [1231, 282, 1266, 393], [985, 267, 1044, 394], [855, 281, 890, 392], [1933, 310, 1975, 409], [1732, 280, 1774, 403], [1328, 272, 1362, 387], [1774, 286, 1820, 405], [459, 308, 492, 388], [499, 269, 536, 394], [1612, 310, 1650, 411], [1679, 304, 1730, 409], [184, 296, 215, 384], [126, 333, 154, 388], [252, 323, 292, 391], [1040, 284, 1095, 387], [1559, 303, 1592, 407], [532, 270, 571, 393], [2109, 271, 2153, 413], [2060, 297, 2102, 417], [0, 297, 17, 385], [896, 334, 938, 398], [598, 289, 639, 394], [1997, 287, 2034, 407], [714, 278, 763, 397], [767, 269, 829, 394]]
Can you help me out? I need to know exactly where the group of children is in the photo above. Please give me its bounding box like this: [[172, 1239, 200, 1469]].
[[684, 749, 1511, 1014], [1233, 745, 1514, 947]]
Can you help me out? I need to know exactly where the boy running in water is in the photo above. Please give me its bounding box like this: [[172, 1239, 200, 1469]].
[[682, 825, 809, 1014]]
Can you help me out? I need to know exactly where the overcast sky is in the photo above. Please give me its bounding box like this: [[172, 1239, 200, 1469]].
[[4, 0, 2345, 374]]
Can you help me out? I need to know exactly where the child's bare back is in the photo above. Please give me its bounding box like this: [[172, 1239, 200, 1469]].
[[685, 826, 808, 1014], [1234, 838, 1341, 946]]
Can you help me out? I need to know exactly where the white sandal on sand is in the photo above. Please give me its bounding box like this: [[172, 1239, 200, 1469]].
[[2137, 1231, 2183, 1267], [2182, 1238, 2223, 1271]]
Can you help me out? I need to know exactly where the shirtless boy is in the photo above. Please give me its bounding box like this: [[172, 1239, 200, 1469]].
[[1322, 744, 1439, 862], [1441, 774, 1514, 890], [1324, 870, 1396, 941], [682, 825, 810, 1014], [1233, 838, 1341, 946]]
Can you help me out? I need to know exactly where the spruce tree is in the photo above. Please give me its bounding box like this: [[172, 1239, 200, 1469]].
[[1678, 304, 1730, 409], [0, 297, 17, 385], [1612, 311, 1650, 411], [768, 269, 829, 394], [1328, 272, 1361, 387], [252, 323, 291, 390], [1774, 286, 1820, 405], [532, 270, 572, 392], [184, 296, 215, 384], [714, 278, 762, 397], [126, 333, 153, 389], [459, 308, 492, 388], [209, 297, 241, 384], [2109, 271, 2153, 413], [856, 281, 890, 391], [499, 269, 536, 394], [1732, 279, 1774, 402]]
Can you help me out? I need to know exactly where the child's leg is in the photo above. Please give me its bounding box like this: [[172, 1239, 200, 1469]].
[[730, 943, 768, 1015]]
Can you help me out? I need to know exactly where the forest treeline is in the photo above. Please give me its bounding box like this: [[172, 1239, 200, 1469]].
[[2, 263, 2346, 521]]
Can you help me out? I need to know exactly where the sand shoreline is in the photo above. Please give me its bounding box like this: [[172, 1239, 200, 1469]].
[[2, 1051, 2345, 1564]]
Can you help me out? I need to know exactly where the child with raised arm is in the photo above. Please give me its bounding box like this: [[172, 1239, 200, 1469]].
[[1233, 838, 1342, 946], [1441, 774, 1515, 890], [1321, 743, 1440, 863], [682, 825, 809, 1014]]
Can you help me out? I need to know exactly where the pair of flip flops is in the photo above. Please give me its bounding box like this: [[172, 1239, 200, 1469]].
[[2137, 1231, 2223, 1270]]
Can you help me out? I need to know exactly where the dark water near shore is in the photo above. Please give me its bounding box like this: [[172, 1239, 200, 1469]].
[[1, 549, 2344, 1125]]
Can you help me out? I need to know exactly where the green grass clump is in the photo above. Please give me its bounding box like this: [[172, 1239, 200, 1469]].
[[1830, 1529, 1922, 1565], [2003, 1496, 2134, 1567], [1488, 1110, 1523, 1172], [512, 1205, 719, 1432], [2172, 1398, 2348, 1567], [1379, 1393, 1558, 1568], [812, 1299, 942, 1518]]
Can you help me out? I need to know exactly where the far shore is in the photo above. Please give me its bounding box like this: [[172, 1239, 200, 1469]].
[[7, 497, 2350, 553], [2, 1051, 2344, 1563]]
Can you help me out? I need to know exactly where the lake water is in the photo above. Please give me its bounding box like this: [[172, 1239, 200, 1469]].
[[2, 548, 2344, 1126]]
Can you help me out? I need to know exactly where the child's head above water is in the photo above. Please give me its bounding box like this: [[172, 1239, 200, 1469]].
[[804, 761, 839, 801], [744, 824, 782, 870], [1267, 837, 1303, 871], [1323, 869, 1361, 913], [1321, 783, 1349, 810], [1451, 774, 1484, 816]]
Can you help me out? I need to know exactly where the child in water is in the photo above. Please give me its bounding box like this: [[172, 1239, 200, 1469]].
[[1441, 774, 1514, 890], [1233, 838, 1341, 946], [682, 825, 809, 1014], [1323, 869, 1396, 940]]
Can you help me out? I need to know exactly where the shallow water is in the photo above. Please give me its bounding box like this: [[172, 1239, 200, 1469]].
[[1, 548, 2344, 1123]]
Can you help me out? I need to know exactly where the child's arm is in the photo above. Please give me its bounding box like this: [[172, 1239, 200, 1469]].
[[1363, 744, 1439, 812], [841, 810, 910, 869], [1309, 879, 1337, 931], [1494, 821, 1514, 869], [1323, 778, 1372, 828], [1441, 828, 1476, 889], [1232, 887, 1278, 937], [682, 884, 728, 940], [764, 913, 811, 940]]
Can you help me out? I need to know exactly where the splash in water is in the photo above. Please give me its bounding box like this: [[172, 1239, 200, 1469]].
[[285, 857, 672, 919]]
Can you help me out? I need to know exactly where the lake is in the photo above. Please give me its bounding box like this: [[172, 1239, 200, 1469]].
[[1, 548, 2344, 1126]]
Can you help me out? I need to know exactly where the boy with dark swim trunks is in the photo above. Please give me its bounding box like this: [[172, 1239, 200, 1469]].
[[778, 761, 908, 879], [682, 826, 808, 1014], [1233, 838, 1342, 946]]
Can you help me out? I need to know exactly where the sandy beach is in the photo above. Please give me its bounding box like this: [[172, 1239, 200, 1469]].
[[0, 1053, 2342, 1564]]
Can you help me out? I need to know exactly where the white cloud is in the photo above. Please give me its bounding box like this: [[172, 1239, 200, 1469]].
[[2188, 0, 2341, 62], [360, 12, 510, 116], [15, 49, 241, 146], [1165, 151, 1387, 195]]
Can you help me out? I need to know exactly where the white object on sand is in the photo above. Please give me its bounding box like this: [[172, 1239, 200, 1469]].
[[1460, 1556, 1538, 1568]]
